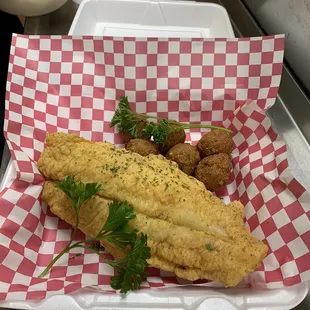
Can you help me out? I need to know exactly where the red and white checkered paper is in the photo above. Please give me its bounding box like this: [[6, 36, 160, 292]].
[[1, 33, 310, 301]]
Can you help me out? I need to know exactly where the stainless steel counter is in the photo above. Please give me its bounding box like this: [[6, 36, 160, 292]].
[[0, 0, 309, 309], [243, 0, 310, 96]]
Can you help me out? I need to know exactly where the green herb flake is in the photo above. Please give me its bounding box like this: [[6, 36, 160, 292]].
[[110, 166, 120, 174], [206, 243, 214, 251], [182, 183, 190, 190]]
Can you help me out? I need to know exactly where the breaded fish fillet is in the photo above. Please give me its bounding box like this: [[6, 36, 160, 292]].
[[38, 133, 268, 287]]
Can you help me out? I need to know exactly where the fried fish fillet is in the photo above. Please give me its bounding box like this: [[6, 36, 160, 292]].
[[38, 133, 268, 287]]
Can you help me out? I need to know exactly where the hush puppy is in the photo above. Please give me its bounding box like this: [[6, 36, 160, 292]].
[[126, 138, 159, 156], [159, 128, 186, 154], [119, 119, 149, 144], [197, 130, 232, 157], [166, 143, 201, 175], [195, 153, 231, 192]]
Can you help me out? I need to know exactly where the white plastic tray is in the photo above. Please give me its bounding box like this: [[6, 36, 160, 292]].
[[0, 0, 308, 309]]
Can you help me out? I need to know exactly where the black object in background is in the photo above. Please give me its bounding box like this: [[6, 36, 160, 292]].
[[0, 11, 24, 161]]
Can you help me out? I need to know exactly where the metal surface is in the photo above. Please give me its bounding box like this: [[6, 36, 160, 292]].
[[0, 0, 309, 309], [24, 0, 78, 35], [0, 143, 10, 184], [243, 0, 310, 96]]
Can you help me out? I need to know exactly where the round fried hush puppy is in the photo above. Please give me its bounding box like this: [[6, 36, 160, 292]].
[[119, 119, 149, 144], [166, 143, 200, 175], [195, 153, 231, 192], [159, 128, 186, 154], [126, 138, 159, 156], [119, 131, 133, 145], [197, 130, 233, 157]]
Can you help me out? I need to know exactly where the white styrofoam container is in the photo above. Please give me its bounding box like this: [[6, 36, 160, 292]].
[[68, 0, 235, 37], [0, 0, 308, 309]]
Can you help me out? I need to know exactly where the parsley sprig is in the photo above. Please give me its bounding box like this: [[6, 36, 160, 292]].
[[39, 177, 151, 294], [56, 177, 102, 242], [110, 96, 233, 144]]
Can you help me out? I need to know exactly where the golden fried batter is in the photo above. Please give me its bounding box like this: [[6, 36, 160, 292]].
[[38, 133, 268, 287]]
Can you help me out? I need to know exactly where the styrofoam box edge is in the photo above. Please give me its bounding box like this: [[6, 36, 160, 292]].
[[68, 0, 235, 38], [0, 280, 308, 310]]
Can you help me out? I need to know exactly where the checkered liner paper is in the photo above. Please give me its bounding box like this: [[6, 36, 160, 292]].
[[1, 33, 310, 301]]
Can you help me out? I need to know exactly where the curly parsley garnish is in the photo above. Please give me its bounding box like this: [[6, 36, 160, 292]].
[[110, 96, 232, 144]]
